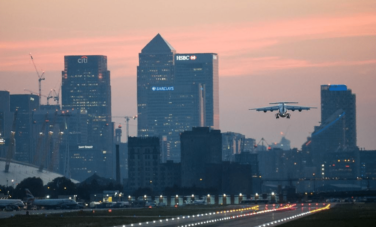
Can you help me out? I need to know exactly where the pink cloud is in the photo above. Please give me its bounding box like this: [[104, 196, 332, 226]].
[[1, 13, 376, 76], [220, 57, 376, 76]]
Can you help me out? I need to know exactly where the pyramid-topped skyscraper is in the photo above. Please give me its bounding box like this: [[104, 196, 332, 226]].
[[141, 33, 176, 53], [137, 34, 219, 162], [137, 34, 176, 138]]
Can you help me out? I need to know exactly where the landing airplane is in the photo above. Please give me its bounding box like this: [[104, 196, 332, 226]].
[[250, 102, 316, 119], [25, 189, 78, 209]]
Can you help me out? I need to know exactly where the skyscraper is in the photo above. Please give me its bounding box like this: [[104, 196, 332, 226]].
[[320, 84, 356, 149], [62, 55, 113, 177], [137, 35, 219, 162], [10, 94, 39, 163], [174, 53, 219, 129], [137, 34, 175, 138]]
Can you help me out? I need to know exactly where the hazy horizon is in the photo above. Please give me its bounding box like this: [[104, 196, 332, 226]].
[[1, 0, 375, 149]]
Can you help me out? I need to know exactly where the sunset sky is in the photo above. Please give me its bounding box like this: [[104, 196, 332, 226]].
[[1, 0, 375, 149]]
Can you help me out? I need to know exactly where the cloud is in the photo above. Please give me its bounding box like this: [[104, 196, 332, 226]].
[[1, 13, 376, 76]]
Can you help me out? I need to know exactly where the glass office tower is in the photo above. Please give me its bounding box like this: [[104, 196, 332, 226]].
[[137, 35, 219, 162], [62, 55, 113, 177]]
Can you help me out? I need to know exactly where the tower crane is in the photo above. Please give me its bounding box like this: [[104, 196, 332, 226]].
[[112, 115, 137, 142], [4, 110, 18, 173], [254, 138, 272, 150], [47, 89, 60, 105], [29, 54, 45, 106]]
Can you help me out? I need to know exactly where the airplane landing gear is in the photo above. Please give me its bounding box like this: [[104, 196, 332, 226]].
[[275, 113, 279, 119], [287, 113, 291, 119]]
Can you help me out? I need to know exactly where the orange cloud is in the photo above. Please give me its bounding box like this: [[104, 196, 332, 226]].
[[1, 13, 375, 76]]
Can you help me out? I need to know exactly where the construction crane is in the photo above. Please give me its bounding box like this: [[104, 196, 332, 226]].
[[4, 110, 18, 173], [47, 89, 60, 105], [53, 88, 60, 105], [112, 115, 137, 142], [254, 138, 272, 150], [29, 54, 45, 106]]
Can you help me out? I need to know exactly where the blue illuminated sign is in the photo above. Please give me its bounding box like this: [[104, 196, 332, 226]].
[[152, 86, 174, 91], [329, 85, 347, 91]]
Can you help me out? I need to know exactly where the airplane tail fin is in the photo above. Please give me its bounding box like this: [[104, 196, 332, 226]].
[[25, 189, 35, 202], [269, 102, 298, 104]]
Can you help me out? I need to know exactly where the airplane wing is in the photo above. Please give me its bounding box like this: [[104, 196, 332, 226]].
[[285, 105, 317, 111], [249, 106, 279, 112]]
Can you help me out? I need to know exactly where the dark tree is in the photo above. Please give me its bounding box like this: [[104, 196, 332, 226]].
[[45, 177, 77, 198], [13, 177, 44, 199]]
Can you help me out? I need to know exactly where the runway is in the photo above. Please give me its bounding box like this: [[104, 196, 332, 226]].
[[112, 203, 332, 227]]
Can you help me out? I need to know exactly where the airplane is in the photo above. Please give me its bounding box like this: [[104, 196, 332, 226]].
[[25, 189, 78, 209], [192, 199, 206, 205], [0, 199, 25, 210], [184, 195, 207, 205], [250, 102, 316, 119]]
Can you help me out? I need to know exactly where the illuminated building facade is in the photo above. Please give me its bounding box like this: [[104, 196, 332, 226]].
[[137, 35, 219, 162], [321, 84, 356, 149], [10, 94, 39, 163], [62, 55, 113, 177]]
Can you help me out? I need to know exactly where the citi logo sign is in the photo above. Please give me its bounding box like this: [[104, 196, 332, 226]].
[[176, 55, 196, 61], [78, 56, 88, 63]]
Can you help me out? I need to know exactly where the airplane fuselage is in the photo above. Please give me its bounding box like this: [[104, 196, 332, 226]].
[[277, 103, 290, 118], [0, 199, 24, 209]]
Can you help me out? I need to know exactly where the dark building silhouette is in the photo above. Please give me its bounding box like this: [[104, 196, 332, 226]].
[[0, 91, 12, 158], [137, 34, 219, 162], [180, 127, 222, 188], [32, 109, 88, 177], [321, 84, 356, 149], [127, 137, 180, 193], [62, 55, 113, 178], [359, 150, 376, 189], [10, 94, 39, 163], [221, 162, 253, 195], [302, 85, 357, 180]]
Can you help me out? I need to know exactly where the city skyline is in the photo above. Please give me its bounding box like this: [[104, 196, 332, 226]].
[[1, 0, 375, 149]]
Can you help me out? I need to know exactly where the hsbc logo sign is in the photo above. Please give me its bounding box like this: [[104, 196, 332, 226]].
[[78, 56, 88, 63], [176, 55, 196, 61]]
